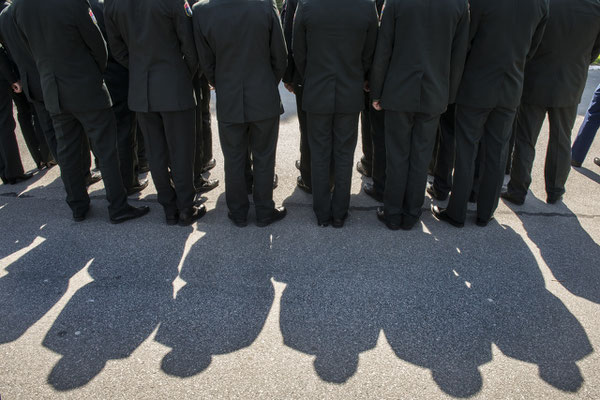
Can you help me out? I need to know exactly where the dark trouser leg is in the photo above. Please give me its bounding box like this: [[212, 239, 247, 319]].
[[249, 117, 279, 219], [506, 103, 546, 200], [12, 91, 43, 166], [307, 112, 334, 222], [219, 121, 251, 218], [32, 108, 52, 163], [33, 102, 58, 162], [200, 76, 213, 165], [432, 104, 456, 196], [0, 79, 24, 179], [51, 114, 91, 214], [113, 98, 136, 190], [331, 112, 359, 219], [403, 113, 440, 226], [446, 105, 490, 223], [371, 107, 386, 195], [383, 111, 413, 226], [572, 84, 600, 164], [162, 110, 197, 211], [73, 109, 128, 216], [360, 92, 373, 173], [137, 112, 177, 214], [545, 106, 577, 199], [476, 107, 515, 221], [136, 122, 148, 167], [295, 84, 311, 184], [193, 75, 204, 185], [471, 142, 485, 201]]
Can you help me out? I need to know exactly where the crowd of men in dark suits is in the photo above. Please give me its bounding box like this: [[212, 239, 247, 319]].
[[0, 0, 598, 229]]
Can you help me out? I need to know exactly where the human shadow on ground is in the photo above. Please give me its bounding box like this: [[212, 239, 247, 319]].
[[572, 165, 600, 185], [155, 193, 276, 377], [42, 215, 190, 390], [276, 214, 592, 397], [506, 197, 600, 304]]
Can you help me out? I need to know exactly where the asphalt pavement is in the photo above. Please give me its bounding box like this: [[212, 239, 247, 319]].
[[0, 71, 599, 399]]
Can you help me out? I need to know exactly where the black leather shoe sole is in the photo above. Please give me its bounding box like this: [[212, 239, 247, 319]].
[[110, 205, 150, 224], [431, 205, 464, 228], [500, 191, 524, 206], [256, 207, 287, 227]]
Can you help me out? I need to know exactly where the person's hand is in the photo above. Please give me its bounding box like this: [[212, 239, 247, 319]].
[[372, 100, 382, 111], [11, 81, 22, 93], [209, 84, 215, 91], [363, 81, 370, 92], [284, 83, 295, 94]]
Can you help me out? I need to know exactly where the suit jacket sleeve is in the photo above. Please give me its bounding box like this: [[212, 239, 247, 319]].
[[174, 0, 199, 76], [449, 1, 469, 103], [104, 9, 129, 68], [0, 46, 17, 83], [526, 3, 548, 62], [369, 1, 395, 101], [292, 0, 307, 80], [76, 1, 108, 73], [362, 1, 379, 81], [591, 29, 600, 64], [282, 0, 296, 84], [270, 0, 288, 83], [192, 7, 216, 86]]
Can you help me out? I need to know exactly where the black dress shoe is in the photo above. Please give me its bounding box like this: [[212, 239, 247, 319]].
[[85, 171, 102, 187], [546, 194, 563, 205], [73, 206, 90, 222], [228, 212, 248, 227], [356, 160, 372, 178], [195, 178, 219, 193], [500, 190, 524, 205], [178, 205, 207, 226], [376, 207, 401, 231], [363, 182, 383, 202], [571, 159, 582, 168], [431, 205, 464, 228], [426, 183, 448, 201], [110, 205, 150, 224], [297, 176, 312, 194], [331, 213, 348, 228], [256, 206, 287, 227], [317, 218, 331, 227], [594, 157, 600, 167], [165, 212, 179, 226], [127, 178, 149, 196], [5, 172, 34, 185], [476, 216, 494, 227], [201, 158, 217, 173], [295, 160, 301, 171]]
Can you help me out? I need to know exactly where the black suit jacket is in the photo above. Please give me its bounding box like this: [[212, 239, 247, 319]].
[[104, 0, 198, 113], [293, 0, 379, 114], [12, 0, 112, 115], [370, 0, 469, 115], [456, 0, 549, 110], [521, 0, 600, 107], [192, 0, 287, 124], [0, 4, 43, 102]]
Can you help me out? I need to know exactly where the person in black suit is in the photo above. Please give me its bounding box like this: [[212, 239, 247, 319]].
[[370, 0, 470, 230], [432, 0, 549, 228], [104, 0, 203, 226], [11, 0, 149, 223], [293, 0, 378, 228], [193, 0, 288, 227], [502, 0, 600, 205], [88, 0, 148, 197]]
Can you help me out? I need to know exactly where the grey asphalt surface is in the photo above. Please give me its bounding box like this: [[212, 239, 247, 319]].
[[0, 71, 599, 400]]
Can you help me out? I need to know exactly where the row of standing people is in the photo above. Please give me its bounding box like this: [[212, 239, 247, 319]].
[[2, 0, 600, 230]]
